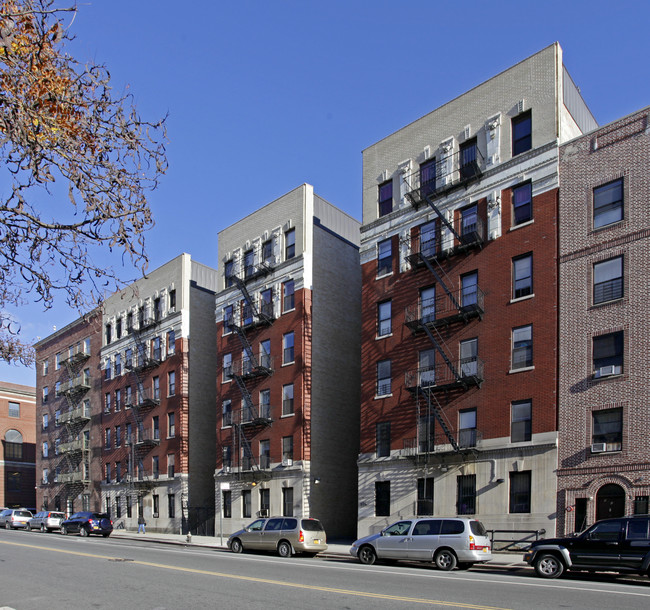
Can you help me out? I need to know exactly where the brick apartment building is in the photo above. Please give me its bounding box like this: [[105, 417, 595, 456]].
[[357, 43, 597, 538], [35, 313, 102, 514], [557, 106, 650, 534], [0, 381, 36, 509], [99, 254, 218, 534], [214, 184, 361, 539]]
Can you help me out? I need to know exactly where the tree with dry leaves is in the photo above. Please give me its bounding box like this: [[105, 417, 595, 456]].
[[0, 0, 167, 365]]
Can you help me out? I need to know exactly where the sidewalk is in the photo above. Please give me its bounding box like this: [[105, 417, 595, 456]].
[[109, 529, 528, 567]]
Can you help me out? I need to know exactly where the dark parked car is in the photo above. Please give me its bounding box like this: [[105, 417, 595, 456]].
[[524, 515, 650, 578], [61, 512, 113, 537]]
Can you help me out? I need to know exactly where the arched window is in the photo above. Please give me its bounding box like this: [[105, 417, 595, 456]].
[[4, 429, 23, 459]]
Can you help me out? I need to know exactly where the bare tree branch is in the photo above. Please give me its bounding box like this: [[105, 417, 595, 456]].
[[0, 0, 168, 365]]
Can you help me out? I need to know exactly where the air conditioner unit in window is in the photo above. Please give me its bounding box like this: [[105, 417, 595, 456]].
[[258, 508, 269, 517], [282, 458, 293, 467], [597, 365, 620, 378], [224, 466, 231, 473], [591, 443, 607, 453]]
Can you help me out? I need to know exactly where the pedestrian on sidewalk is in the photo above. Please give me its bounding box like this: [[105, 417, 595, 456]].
[[138, 514, 146, 534]]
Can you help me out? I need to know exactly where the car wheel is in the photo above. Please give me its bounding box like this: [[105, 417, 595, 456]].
[[434, 549, 457, 571], [534, 553, 564, 579], [277, 541, 292, 558], [230, 538, 243, 554], [41, 524, 46, 533], [79, 526, 89, 537], [61, 525, 67, 535], [102, 533, 110, 538], [26, 523, 31, 531], [5, 522, 10, 530], [358, 545, 377, 565]]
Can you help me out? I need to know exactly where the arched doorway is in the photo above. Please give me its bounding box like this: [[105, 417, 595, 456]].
[[596, 483, 626, 520]]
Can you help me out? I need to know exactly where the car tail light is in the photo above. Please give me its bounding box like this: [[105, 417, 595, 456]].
[[298, 530, 304, 543], [469, 534, 488, 551]]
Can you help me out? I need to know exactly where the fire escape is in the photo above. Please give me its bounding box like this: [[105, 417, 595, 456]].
[[124, 306, 161, 491], [57, 349, 92, 491], [224, 243, 275, 482], [401, 144, 485, 457]]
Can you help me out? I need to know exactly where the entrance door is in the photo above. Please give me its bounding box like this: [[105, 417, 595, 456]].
[[596, 484, 625, 521]]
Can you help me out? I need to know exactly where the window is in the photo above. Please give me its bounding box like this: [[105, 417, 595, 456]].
[[222, 353, 232, 381], [459, 338, 478, 378], [260, 339, 271, 369], [378, 180, 393, 217], [105, 359, 111, 381], [115, 425, 121, 447], [594, 178, 623, 229], [377, 359, 391, 396], [419, 220, 437, 258], [152, 456, 159, 479], [377, 238, 392, 276], [513, 254, 533, 299], [420, 158, 437, 198], [460, 204, 478, 241], [377, 300, 391, 337], [511, 400, 532, 442], [169, 289, 176, 312], [417, 478, 434, 516], [259, 389, 271, 419], [223, 490, 232, 518], [509, 471, 531, 513], [242, 490, 252, 518], [262, 239, 273, 265], [153, 376, 160, 401], [282, 487, 294, 517], [105, 428, 111, 450], [55, 352, 61, 369], [282, 384, 294, 416], [105, 463, 111, 483], [42, 358, 49, 375], [375, 481, 390, 516], [261, 288, 273, 318], [154, 297, 162, 321], [8, 401, 19, 418], [593, 331, 623, 377], [115, 462, 121, 483], [126, 422, 132, 445], [512, 110, 532, 156], [420, 286, 435, 324], [459, 409, 477, 448], [283, 280, 295, 312], [104, 393, 111, 413], [105, 323, 112, 345], [168, 412, 175, 438], [125, 348, 133, 369], [457, 474, 476, 515], [115, 389, 121, 411], [224, 259, 234, 287], [593, 256, 623, 304], [42, 413, 48, 429], [460, 271, 478, 311], [512, 182, 532, 226], [259, 439, 270, 469], [222, 446, 232, 469], [376, 422, 391, 457], [125, 386, 132, 407], [42, 441, 49, 457], [260, 488, 270, 514], [4, 429, 23, 459], [153, 416, 160, 441], [55, 409, 60, 426], [419, 349, 435, 388], [126, 312, 134, 334], [418, 414, 436, 453], [283, 332, 294, 364], [168, 371, 175, 396], [459, 138, 478, 180], [222, 400, 232, 426], [244, 249, 254, 279], [593, 408, 622, 451], [153, 336, 161, 361], [168, 494, 176, 518], [115, 318, 122, 340], [285, 228, 296, 259], [512, 325, 533, 370], [282, 435, 294, 463], [167, 329, 175, 355]]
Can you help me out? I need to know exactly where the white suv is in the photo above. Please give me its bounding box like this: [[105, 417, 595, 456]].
[[0, 508, 34, 529]]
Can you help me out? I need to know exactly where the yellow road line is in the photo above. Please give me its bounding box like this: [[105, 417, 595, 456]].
[[0, 540, 510, 610]]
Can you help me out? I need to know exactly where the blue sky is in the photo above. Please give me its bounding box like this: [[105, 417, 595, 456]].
[[2, 0, 650, 385]]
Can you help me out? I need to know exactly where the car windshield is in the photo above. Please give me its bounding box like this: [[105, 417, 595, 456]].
[[384, 521, 412, 536], [301, 519, 324, 532], [470, 520, 488, 536]]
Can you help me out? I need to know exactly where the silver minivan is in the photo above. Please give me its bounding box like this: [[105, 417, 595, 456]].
[[350, 517, 492, 570]]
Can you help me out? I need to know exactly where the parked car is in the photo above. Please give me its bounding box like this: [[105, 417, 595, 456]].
[[0, 508, 34, 530], [228, 516, 328, 557], [524, 515, 650, 579], [27, 511, 66, 532], [350, 517, 492, 570], [61, 512, 113, 537]]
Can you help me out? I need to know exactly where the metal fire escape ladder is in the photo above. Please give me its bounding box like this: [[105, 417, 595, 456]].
[[420, 193, 463, 244], [231, 323, 257, 367], [231, 276, 260, 320], [421, 323, 463, 383], [422, 388, 460, 452], [419, 256, 461, 311]]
